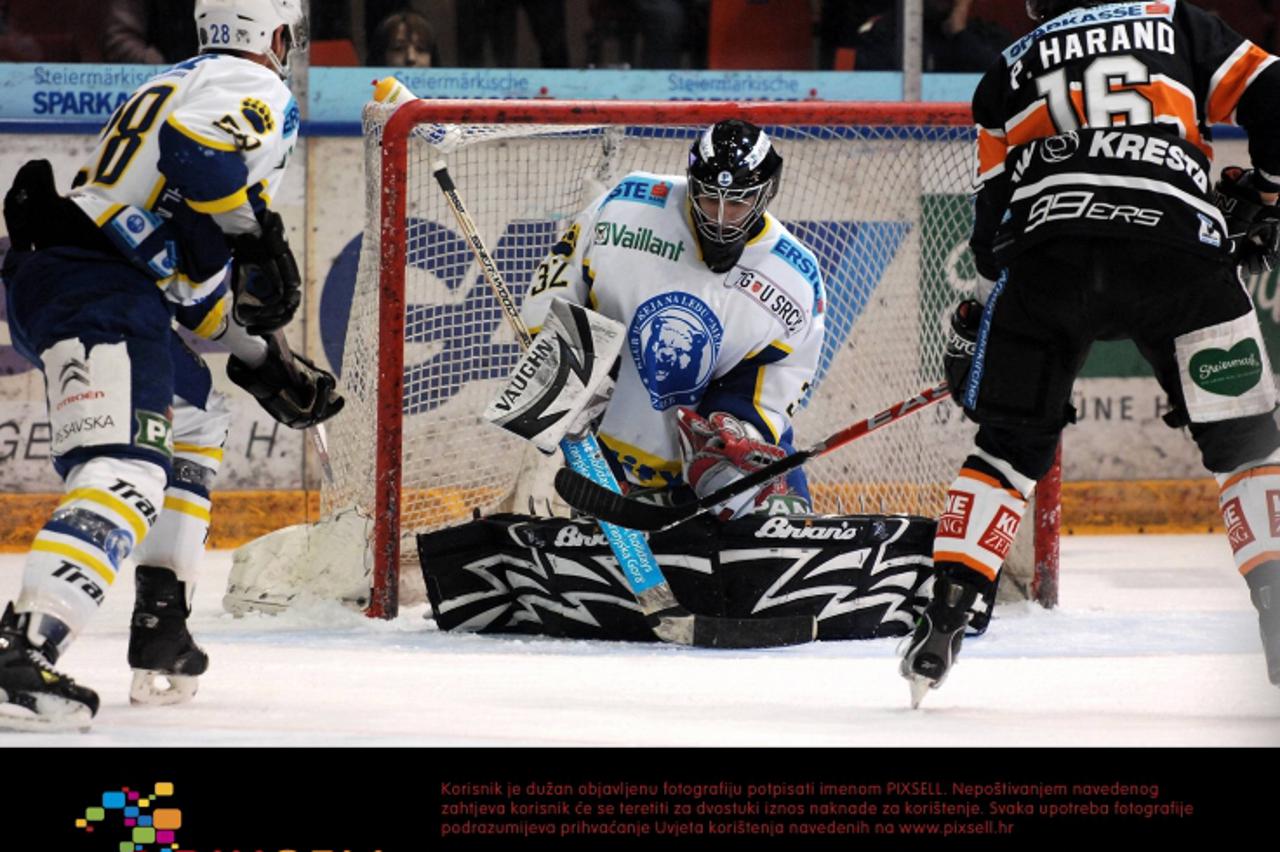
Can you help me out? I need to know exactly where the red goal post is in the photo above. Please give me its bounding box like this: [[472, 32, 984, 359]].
[[342, 99, 1061, 618]]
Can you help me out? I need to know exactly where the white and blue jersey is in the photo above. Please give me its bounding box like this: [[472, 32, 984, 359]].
[[3, 52, 297, 477], [520, 172, 826, 492], [68, 52, 298, 340]]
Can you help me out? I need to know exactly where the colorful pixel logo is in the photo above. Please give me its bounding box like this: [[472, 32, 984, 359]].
[[75, 783, 189, 852]]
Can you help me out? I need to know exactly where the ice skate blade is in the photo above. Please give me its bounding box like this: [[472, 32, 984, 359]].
[[0, 700, 93, 733], [907, 675, 933, 710], [130, 670, 199, 706]]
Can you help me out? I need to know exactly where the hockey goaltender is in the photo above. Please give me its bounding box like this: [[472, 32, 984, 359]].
[[417, 120, 978, 646]]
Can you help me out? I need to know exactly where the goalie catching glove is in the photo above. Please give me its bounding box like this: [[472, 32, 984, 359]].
[[227, 334, 344, 429], [228, 209, 302, 334], [675, 408, 805, 520], [1214, 166, 1280, 275]]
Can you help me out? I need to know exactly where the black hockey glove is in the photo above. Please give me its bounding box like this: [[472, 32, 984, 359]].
[[943, 299, 983, 405], [228, 210, 301, 334], [4, 159, 116, 256], [1214, 166, 1280, 276], [226, 335, 345, 429]]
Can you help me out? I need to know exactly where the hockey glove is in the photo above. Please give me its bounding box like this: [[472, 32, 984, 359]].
[[226, 335, 345, 429], [3, 159, 116, 256], [675, 408, 793, 521], [943, 299, 983, 405], [1214, 166, 1280, 276], [228, 210, 301, 334]]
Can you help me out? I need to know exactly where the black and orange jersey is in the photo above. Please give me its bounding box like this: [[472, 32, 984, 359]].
[[970, 0, 1280, 277]]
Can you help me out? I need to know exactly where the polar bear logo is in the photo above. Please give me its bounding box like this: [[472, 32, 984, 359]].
[[646, 315, 707, 389]]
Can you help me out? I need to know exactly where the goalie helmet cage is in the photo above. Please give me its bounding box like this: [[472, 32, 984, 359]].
[[333, 99, 1060, 618]]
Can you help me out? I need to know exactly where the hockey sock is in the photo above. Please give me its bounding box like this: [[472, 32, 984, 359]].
[[933, 449, 1034, 584], [1215, 458, 1280, 578], [133, 458, 217, 589], [16, 456, 165, 656]]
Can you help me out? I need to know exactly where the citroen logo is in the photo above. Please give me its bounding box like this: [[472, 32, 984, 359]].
[[59, 359, 89, 394]]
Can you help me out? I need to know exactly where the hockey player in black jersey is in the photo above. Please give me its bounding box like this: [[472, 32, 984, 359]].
[[901, 0, 1280, 706]]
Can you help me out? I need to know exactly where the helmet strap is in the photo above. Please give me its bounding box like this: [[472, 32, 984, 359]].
[[265, 25, 293, 78]]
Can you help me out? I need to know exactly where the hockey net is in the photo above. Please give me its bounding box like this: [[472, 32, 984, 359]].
[[230, 100, 1059, 618]]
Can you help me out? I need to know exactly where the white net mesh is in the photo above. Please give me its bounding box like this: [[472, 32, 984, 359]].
[[315, 101, 1037, 608]]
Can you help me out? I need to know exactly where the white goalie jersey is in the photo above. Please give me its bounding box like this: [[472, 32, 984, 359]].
[[519, 171, 826, 489]]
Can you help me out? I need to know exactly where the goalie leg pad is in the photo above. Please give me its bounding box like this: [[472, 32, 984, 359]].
[[417, 512, 936, 641], [484, 298, 626, 453]]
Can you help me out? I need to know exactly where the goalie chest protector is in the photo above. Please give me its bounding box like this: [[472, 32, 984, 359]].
[[417, 513, 935, 642]]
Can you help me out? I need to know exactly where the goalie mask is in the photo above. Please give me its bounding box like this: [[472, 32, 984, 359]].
[[687, 119, 783, 272], [195, 0, 309, 78]]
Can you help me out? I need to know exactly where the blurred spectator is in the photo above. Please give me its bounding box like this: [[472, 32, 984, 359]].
[[3, 0, 109, 61], [1200, 0, 1274, 48], [363, 0, 410, 52], [101, 0, 198, 64], [456, 0, 569, 67], [584, 0, 636, 67], [825, 0, 1008, 71], [831, 0, 896, 69], [371, 9, 437, 66], [0, 0, 42, 62], [585, 0, 707, 69], [818, 0, 863, 69], [309, 0, 354, 41], [924, 0, 1007, 71], [632, 0, 687, 68]]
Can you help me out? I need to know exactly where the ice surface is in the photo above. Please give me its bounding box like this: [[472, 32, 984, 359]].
[[0, 534, 1275, 747]]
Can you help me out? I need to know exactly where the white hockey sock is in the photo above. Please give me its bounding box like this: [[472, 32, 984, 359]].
[[16, 456, 165, 654], [133, 480, 213, 589], [1216, 459, 1280, 578], [933, 451, 1033, 583], [132, 393, 228, 588]]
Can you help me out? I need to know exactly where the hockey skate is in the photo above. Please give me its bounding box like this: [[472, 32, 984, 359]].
[[0, 603, 98, 732], [900, 573, 982, 709], [128, 567, 208, 705], [1247, 563, 1280, 686]]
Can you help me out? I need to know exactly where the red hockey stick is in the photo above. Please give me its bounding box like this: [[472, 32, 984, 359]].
[[554, 381, 952, 530]]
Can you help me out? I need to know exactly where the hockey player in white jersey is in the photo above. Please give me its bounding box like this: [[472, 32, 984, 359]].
[[520, 120, 825, 518], [0, 0, 341, 730]]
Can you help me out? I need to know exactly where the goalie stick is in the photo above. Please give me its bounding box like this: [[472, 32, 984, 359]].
[[431, 161, 815, 648], [554, 381, 953, 531]]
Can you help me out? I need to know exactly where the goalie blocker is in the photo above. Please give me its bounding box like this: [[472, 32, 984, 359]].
[[483, 297, 624, 452], [417, 512, 997, 642]]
